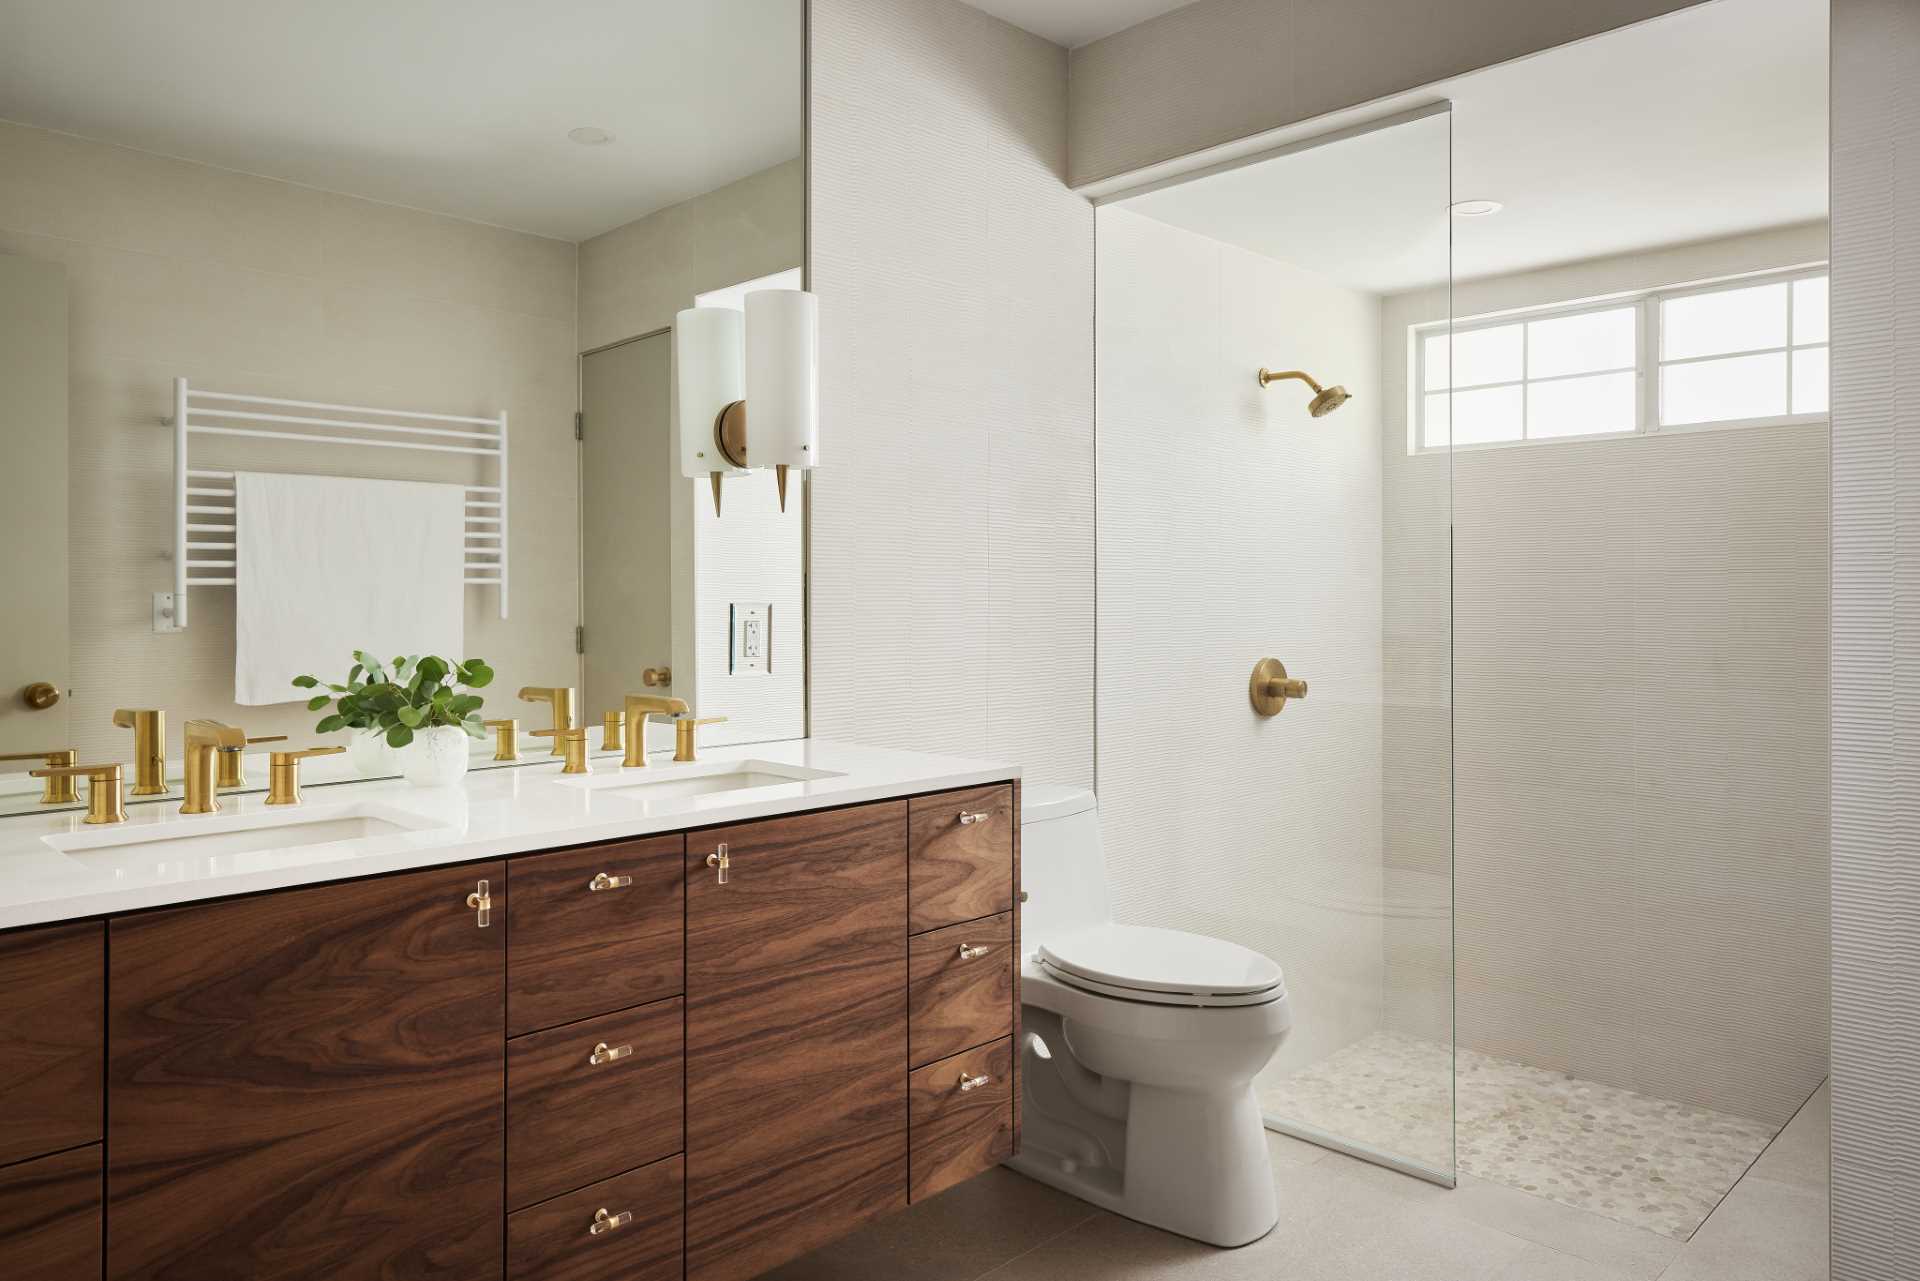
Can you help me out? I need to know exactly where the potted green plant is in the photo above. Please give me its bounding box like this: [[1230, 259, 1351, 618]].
[[294, 652, 493, 785]]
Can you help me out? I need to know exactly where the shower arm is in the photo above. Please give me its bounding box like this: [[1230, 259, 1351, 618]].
[[1257, 368, 1325, 392]]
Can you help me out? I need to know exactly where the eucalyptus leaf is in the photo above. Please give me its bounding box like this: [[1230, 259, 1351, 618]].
[[385, 724, 414, 748], [316, 714, 346, 734], [291, 675, 318, 689], [306, 695, 331, 712]]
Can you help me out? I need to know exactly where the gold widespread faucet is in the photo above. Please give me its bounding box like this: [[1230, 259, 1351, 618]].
[[181, 720, 249, 814], [112, 709, 168, 795], [267, 746, 346, 806], [483, 719, 519, 761], [29, 762, 124, 824], [673, 716, 728, 763], [518, 687, 576, 756], [621, 695, 687, 769], [0, 748, 80, 804]]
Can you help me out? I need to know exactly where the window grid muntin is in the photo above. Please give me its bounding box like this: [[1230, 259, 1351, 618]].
[[1413, 264, 1829, 454]]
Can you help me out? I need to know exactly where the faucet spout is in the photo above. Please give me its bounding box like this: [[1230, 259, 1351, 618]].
[[182, 719, 248, 814], [622, 694, 688, 769]]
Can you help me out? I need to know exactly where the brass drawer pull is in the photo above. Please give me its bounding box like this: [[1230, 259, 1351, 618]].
[[707, 844, 730, 885], [958, 1071, 992, 1093], [466, 879, 492, 928], [958, 811, 992, 826], [590, 1207, 631, 1237], [957, 942, 992, 961], [588, 1041, 632, 1066], [588, 871, 632, 892]]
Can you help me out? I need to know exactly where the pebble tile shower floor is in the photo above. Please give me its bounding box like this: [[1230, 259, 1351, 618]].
[[1259, 1030, 1780, 1240]]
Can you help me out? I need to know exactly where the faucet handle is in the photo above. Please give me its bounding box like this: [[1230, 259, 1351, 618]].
[[672, 716, 728, 763], [30, 762, 125, 824], [266, 746, 345, 806], [2, 748, 80, 804], [533, 727, 590, 774], [482, 719, 519, 761]]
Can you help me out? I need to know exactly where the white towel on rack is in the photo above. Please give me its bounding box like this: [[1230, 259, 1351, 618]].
[[233, 471, 466, 705]]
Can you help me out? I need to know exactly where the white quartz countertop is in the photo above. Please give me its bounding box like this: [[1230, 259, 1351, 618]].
[[0, 739, 1018, 930]]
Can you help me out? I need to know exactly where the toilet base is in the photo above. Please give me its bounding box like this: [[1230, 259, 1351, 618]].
[[1008, 1030, 1279, 1247]]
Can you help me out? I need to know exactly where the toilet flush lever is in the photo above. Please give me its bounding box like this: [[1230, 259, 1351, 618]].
[[706, 844, 730, 885]]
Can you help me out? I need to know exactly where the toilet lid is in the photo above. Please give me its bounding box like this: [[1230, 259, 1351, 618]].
[[1037, 925, 1283, 1005]]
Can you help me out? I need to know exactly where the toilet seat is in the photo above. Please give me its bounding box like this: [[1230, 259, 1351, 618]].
[[1036, 924, 1285, 1009]]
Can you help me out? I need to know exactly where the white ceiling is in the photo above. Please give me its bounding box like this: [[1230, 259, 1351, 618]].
[[959, 0, 1197, 48], [1117, 0, 1829, 294], [0, 0, 803, 242]]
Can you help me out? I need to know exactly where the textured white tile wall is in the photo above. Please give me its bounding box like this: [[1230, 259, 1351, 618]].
[[0, 121, 578, 767], [1830, 0, 1920, 1273], [1064, 0, 1717, 189], [808, 0, 1093, 784], [1383, 227, 1833, 1125], [1096, 205, 1390, 1075]]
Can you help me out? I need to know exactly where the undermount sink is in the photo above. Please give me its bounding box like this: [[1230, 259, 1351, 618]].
[[44, 803, 449, 878], [555, 759, 844, 803]]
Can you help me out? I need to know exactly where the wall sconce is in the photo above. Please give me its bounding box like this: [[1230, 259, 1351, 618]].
[[675, 289, 818, 516]]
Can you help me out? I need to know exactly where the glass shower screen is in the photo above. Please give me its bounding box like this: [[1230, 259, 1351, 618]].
[[1093, 107, 1455, 1181]]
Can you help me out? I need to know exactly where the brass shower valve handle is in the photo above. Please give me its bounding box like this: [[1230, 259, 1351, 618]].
[[1249, 658, 1309, 717]]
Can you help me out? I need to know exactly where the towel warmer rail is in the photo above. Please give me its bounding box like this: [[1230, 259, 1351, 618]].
[[158, 377, 508, 632]]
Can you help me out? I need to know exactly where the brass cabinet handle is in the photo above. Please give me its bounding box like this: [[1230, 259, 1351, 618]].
[[588, 1041, 632, 1066], [957, 943, 992, 961], [21, 682, 61, 711], [958, 1071, 992, 1093], [706, 845, 730, 885], [589, 1207, 631, 1237], [958, 811, 992, 826], [588, 871, 632, 893], [466, 879, 492, 928]]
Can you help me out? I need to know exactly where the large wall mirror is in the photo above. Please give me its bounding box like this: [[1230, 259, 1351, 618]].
[[0, 0, 806, 816]]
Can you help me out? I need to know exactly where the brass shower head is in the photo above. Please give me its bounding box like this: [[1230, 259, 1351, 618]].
[[1258, 368, 1352, 417]]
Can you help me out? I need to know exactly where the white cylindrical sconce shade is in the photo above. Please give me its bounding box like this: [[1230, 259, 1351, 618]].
[[674, 306, 746, 480], [745, 289, 818, 509]]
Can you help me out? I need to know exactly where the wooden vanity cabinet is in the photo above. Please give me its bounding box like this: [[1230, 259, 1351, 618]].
[[684, 802, 911, 1281], [0, 920, 102, 1167], [0, 776, 1021, 1280], [106, 862, 507, 1280]]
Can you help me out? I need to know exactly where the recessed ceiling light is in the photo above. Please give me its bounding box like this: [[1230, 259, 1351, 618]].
[[568, 127, 614, 146], [1450, 199, 1504, 218]]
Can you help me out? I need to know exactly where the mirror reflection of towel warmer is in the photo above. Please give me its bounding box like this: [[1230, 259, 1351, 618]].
[[157, 376, 507, 632]]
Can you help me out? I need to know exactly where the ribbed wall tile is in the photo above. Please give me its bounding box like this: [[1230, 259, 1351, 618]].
[[1830, 1, 1920, 1275], [808, 0, 1093, 786]]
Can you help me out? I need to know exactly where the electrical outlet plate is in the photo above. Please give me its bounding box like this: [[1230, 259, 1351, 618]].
[[729, 603, 772, 675]]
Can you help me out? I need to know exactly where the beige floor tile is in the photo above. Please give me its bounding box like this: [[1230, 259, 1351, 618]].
[[1446, 1175, 1681, 1280], [1490, 1242, 1640, 1281], [757, 1168, 1097, 1281], [1660, 1175, 1828, 1281], [980, 1153, 1534, 1281], [1744, 1082, 1829, 1193]]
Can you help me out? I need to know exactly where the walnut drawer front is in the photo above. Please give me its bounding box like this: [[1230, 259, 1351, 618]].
[[908, 912, 1014, 1068], [507, 998, 684, 1210], [908, 1038, 1014, 1202], [908, 785, 1014, 934], [0, 1143, 101, 1281], [507, 834, 684, 1036], [507, 1154, 683, 1281], [0, 921, 102, 1167]]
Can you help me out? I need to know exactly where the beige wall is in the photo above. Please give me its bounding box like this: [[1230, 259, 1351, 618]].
[[578, 158, 803, 352], [1830, 0, 1920, 1272], [808, 0, 1094, 785], [1065, 0, 1714, 189], [1383, 224, 1833, 1125], [0, 120, 579, 766], [1096, 205, 1390, 1077]]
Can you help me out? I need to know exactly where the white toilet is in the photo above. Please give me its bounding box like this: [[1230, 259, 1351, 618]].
[[1007, 785, 1292, 1247]]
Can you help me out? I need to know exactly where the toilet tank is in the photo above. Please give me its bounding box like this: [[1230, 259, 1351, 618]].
[[1018, 784, 1110, 942]]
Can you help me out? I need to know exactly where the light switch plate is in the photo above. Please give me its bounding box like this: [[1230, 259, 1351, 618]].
[[730, 603, 772, 675]]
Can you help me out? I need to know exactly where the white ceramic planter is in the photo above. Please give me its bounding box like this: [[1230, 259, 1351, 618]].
[[347, 728, 402, 777], [401, 725, 471, 788]]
